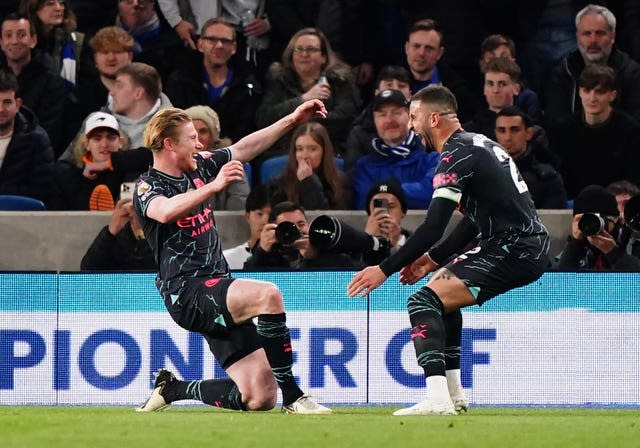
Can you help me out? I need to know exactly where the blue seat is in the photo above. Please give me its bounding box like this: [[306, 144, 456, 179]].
[[0, 195, 46, 211], [258, 155, 345, 185]]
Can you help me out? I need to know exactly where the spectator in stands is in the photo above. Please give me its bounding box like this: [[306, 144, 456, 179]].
[[549, 64, 640, 199], [557, 184, 640, 271], [63, 26, 135, 149], [52, 111, 149, 210], [0, 13, 67, 155], [464, 57, 525, 140], [185, 104, 249, 211], [606, 180, 640, 220], [494, 106, 567, 209], [264, 121, 351, 210], [80, 197, 155, 270], [244, 201, 368, 269], [478, 34, 542, 123], [351, 89, 439, 211], [0, 69, 55, 205], [93, 62, 171, 150], [364, 178, 411, 253], [66, 0, 118, 37], [223, 184, 271, 270], [18, 0, 86, 90], [115, 0, 186, 83], [404, 18, 474, 121], [256, 27, 360, 158], [545, 4, 640, 127], [165, 18, 261, 144], [344, 65, 411, 172]]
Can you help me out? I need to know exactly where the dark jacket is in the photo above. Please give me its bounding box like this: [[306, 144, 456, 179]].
[[244, 241, 363, 270], [0, 107, 55, 205], [265, 171, 352, 210], [2, 52, 68, 155], [549, 109, 640, 199], [81, 223, 156, 271], [51, 148, 152, 210], [515, 145, 567, 209], [165, 52, 261, 143], [256, 61, 361, 156], [545, 47, 640, 127], [557, 226, 640, 271]]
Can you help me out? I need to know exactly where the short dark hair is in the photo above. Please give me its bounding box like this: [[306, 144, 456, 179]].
[[579, 64, 617, 91], [245, 184, 269, 213], [200, 17, 236, 40], [496, 105, 533, 128], [481, 56, 521, 82], [115, 62, 162, 101], [480, 34, 516, 58], [269, 201, 306, 223], [606, 180, 640, 197], [407, 18, 444, 47], [2, 12, 36, 35], [375, 65, 410, 87], [0, 69, 19, 94], [411, 84, 458, 113]]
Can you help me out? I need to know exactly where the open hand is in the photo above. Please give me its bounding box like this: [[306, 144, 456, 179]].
[[347, 266, 387, 297]]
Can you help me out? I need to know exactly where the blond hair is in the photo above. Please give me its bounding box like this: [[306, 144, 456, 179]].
[[143, 108, 192, 152]]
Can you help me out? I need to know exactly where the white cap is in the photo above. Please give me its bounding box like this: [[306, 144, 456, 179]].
[[84, 112, 119, 137]]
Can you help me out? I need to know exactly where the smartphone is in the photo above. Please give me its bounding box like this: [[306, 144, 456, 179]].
[[373, 198, 389, 214], [120, 182, 136, 201]]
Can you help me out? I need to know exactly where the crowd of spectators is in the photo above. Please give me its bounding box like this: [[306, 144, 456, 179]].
[[1, 2, 639, 271]]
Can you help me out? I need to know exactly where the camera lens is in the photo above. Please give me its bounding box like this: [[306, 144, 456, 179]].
[[275, 221, 301, 245], [578, 213, 605, 237]]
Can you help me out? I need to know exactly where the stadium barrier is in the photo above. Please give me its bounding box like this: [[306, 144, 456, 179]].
[[1, 271, 638, 406]]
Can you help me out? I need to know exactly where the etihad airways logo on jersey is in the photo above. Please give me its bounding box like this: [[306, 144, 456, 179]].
[[176, 207, 215, 236], [433, 172, 457, 188]]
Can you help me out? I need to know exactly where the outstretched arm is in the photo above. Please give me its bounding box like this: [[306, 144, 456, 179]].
[[230, 99, 327, 162]]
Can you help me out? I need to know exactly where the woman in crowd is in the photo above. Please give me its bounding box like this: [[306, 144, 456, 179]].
[[256, 27, 360, 160], [185, 105, 250, 211], [19, 0, 86, 90], [265, 122, 351, 210]]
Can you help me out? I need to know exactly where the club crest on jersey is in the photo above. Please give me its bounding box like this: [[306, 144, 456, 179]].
[[137, 181, 152, 200], [433, 172, 457, 188]]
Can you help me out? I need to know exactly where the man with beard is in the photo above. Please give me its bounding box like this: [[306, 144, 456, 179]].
[[351, 89, 439, 210], [0, 69, 54, 205], [348, 85, 549, 416], [545, 4, 640, 128]]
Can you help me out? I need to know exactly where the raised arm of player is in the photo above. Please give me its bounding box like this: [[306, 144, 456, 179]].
[[144, 160, 246, 224], [229, 99, 327, 162]]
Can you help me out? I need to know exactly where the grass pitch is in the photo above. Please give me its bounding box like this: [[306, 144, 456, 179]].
[[1, 406, 637, 448]]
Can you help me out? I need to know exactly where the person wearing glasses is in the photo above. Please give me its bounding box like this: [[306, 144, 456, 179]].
[[165, 18, 261, 145], [348, 84, 550, 415], [255, 27, 360, 162]]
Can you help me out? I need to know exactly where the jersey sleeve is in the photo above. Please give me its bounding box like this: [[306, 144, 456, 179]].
[[133, 175, 168, 217], [197, 148, 232, 181]]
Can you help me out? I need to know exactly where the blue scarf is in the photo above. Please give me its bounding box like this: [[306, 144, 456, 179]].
[[371, 131, 423, 160], [60, 33, 78, 91]]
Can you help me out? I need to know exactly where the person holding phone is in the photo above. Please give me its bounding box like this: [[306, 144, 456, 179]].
[[364, 178, 411, 252]]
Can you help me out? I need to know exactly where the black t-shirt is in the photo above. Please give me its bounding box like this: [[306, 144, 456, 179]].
[[134, 149, 232, 294], [437, 130, 546, 239]]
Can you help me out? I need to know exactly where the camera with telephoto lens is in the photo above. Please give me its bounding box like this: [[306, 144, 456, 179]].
[[578, 213, 607, 237], [308, 215, 390, 259], [275, 221, 301, 245]]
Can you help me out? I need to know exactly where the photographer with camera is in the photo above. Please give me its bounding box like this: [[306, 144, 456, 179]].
[[244, 201, 364, 269], [557, 184, 640, 270]]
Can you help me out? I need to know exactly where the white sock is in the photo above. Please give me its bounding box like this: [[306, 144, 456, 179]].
[[426, 375, 450, 402], [446, 369, 462, 394]]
